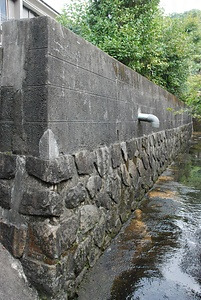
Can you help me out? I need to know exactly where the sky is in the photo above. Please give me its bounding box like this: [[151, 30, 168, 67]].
[[45, 0, 201, 14]]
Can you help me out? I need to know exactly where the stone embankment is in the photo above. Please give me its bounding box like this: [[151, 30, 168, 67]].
[[0, 125, 192, 299]]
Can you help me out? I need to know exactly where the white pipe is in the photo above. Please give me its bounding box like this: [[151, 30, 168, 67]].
[[138, 113, 160, 128]]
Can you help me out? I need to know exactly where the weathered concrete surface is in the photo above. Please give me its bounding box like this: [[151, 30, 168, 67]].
[[0, 17, 191, 157], [0, 242, 39, 300]]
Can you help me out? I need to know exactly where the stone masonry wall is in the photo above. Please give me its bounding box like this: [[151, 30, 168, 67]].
[[0, 124, 192, 299], [0, 17, 192, 299]]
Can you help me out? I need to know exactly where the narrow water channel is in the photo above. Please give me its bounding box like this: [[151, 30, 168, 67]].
[[77, 132, 201, 300]]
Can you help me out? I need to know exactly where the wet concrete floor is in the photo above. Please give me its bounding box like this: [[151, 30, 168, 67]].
[[77, 132, 201, 300]]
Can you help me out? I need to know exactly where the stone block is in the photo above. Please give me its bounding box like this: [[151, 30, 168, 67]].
[[120, 163, 131, 187], [27, 214, 79, 260], [126, 139, 136, 159], [88, 245, 101, 268], [57, 213, 79, 255], [79, 205, 100, 234], [23, 86, 48, 122], [121, 141, 128, 162], [141, 150, 150, 170], [95, 191, 112, 210], [86, 175, 102, 199], [21, 257, 61, 297], [74, 150, 94, 175], [48, 87, 91, 122], [24, 48, 48, 86], [0, 123, 13, 153], [0, 221, 27, 258], [65, 182, 88, 209], [0, 86, 14, 121], [106, 208, 122, 235], [136, 158, 145, 178], [28, 16, 48, 49], [128, 159, 139, 187], [26, 155, 74, 184], [73, 237, 92, 275], [0, 180, 12, 209], [92, 215, 106, 248], [105, 173, 121, 203], [48, 55, 117, 99], [19, 188, 63, 216], [94, 146, 110, 177], [0, 153, 16, 179], [110, 143, 122, 169]]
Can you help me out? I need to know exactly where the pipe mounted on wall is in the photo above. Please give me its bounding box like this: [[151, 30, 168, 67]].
[[138, 112, 160, 128]]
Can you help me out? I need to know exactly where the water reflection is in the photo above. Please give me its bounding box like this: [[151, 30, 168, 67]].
[[110, 132, 201, 300]]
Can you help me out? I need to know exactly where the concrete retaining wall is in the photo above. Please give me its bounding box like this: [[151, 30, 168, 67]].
[[0, 17, 192, 299]]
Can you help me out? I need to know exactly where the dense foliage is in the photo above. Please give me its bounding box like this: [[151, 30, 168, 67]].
[[57, 1, 201, 117], [180, 10, 201, 117]]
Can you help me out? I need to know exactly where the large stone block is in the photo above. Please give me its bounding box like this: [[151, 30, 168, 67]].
[[26, 155, 74, 184], [79, 205, 100, 234], [95, 191, 112, 210], [94, 146, 110, 177], [92, 215, 106, 249], [0, 123, 14, 152], [86, 175, 102, 199], [21, 257, 61, 297], [0, 153, 16, 179], [73, 237, 92, 275], [23, 86, 48, 122], [105, 173, 122, 203], [28, 16, 49, 49], [24, 48, 48, 86], [65, 182, 88, 209], [19, 188, 63, 216], [74, 150, 94, 175], [110, 143, 122, 169], [0, 180, 12, 209], [0, 221, 27, 258], [0, 86, 15, 121], [27, 213, 79, 260], [126, 139, 137, 160], [120, 163, 131, 187]]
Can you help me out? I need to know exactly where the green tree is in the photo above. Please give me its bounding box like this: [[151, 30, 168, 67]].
[[180, 10, 201, 116], [155, 16, 191, 99], [58, 0, 161, 74]]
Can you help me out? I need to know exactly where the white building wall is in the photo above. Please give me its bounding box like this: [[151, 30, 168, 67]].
[[1, 0, 58, 23]]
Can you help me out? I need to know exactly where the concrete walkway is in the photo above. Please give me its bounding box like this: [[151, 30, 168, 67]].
[[0, 243, 38, 300]]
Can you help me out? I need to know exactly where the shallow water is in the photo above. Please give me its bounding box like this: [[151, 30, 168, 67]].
[[78, 132, 201, 300]]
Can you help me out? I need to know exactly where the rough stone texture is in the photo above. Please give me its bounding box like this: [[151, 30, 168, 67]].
[[74, 150, 94, 175], [0, 180, 12, 209], [0, 222, 27, 258], [94, 147, 110, 177], [86, 175, 102, 199], [19, 188, 63, 216], [79, 205, 101, 234], [0, 16, 193, 300], [110, 143, 122, 169], [26, 154, 75, 184], [65, 182, 88, 209], [0, 124, 192, 299], [26, 214, 79, 260], [0, 153, 16, 179]]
